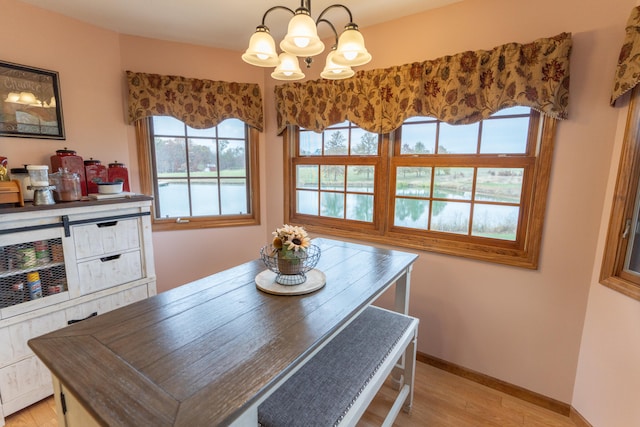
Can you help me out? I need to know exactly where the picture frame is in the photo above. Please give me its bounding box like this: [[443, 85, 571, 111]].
[[0, 60, 65, 139]]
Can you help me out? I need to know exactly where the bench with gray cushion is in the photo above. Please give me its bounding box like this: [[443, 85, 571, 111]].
[[258, 306, 419, 427]]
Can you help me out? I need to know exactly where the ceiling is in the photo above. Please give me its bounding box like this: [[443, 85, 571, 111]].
[[17, 0, 460, 51]]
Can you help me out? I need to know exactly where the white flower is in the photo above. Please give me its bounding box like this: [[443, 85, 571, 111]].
[[272, 224, 310, 252]]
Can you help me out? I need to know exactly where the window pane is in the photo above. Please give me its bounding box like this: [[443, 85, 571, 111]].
[[297, 165, 318, 189], [433, 167, 473, 200], [472, 204, 518, 241], [351, 129, 379, 155], [155, 137, 187, 177], [431, 201, 470, 234], [476, 168, 523, 203], [153, 116, 184, 136], [218, 140, 246, 177], [400, 122, 437, 154], [481, 117, 530, 154], [157, 179, 190, 218], [346, 194, 374, 222], [624, 171, 640, 275], [438, 122, 479, 154], [216, 119, 245, 138], [186, 125, 217, 137], [347, 166, 374, 192], [625, 224, 640, 275], [300, 131, 322, 156], [220, 178, 248, 214], [188, 139, 217, 174], [149, 117, 254, 224], [191, 181, 219, 216], [396, 167, 431, 197], [324, 129, 348, 155], [320, 192, 344, 218], [297, 190, 318, 215], [394, 198, 429, 229], [403, 116, 427, 123], [491, 106, 531, 116], [321, 165, 345, 190], [327, 121, 350, 128]]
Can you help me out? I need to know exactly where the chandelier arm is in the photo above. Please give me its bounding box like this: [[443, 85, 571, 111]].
[[316, 4, 354, 25], [260, 5, 296, 26], [316, 18, 339, 47]]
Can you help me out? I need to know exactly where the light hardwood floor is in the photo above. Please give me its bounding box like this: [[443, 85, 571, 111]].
[[5, 361, 576, 427]]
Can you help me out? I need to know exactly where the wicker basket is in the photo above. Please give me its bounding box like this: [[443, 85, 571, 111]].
[[260, 244, 321, 285]]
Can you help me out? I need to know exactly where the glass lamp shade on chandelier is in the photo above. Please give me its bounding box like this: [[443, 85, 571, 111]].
[[241, 0, 371, 80]]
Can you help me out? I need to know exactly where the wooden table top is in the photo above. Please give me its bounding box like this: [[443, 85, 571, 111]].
[[28, 238, 418, 426]]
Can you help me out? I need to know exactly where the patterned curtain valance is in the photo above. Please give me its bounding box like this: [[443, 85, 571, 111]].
[[611, 7, 640, 105], [275, 33, 571, 134], [126, 71, 264, 131]]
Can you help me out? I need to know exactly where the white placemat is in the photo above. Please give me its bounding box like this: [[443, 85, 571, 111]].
[[255, 269, 326, 295]]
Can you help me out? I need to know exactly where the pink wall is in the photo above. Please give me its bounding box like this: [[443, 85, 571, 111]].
[[2, 0, 640, 425], [0, 0, 128, 169]]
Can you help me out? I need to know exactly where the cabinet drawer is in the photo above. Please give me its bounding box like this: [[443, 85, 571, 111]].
[[76, 251, 143, 295], [0, 310, 67, 367], [0, 355, 53, 415], [72, 219, 140, 259], [66, 283, 150, 325], [111, 284, 150, 310]]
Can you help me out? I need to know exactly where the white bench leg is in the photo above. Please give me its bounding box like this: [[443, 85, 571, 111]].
[[403, 328, 418, 413]]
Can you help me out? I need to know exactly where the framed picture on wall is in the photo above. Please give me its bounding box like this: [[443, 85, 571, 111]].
[[0, 60, 65, 139]]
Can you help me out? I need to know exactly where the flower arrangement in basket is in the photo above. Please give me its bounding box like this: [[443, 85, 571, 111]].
[[260, 224, 320, 285]]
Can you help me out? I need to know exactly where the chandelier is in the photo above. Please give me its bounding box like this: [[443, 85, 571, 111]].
[[241, 0, 371, 81]]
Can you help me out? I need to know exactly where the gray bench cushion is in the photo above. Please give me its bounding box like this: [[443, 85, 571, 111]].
[[258, 306, 414, 427]]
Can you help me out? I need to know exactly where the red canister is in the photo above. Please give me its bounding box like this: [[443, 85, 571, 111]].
[[84, 158, 108, 195], [107, 161, 130, 192], [51, 148, 87, 196]]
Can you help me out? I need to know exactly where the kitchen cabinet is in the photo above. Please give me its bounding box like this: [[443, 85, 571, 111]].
[[0, 197, 156, 425]]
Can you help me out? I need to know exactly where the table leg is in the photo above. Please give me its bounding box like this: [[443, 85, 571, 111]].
[[391, 265, 413, 389], [394, 265, 412, 315]]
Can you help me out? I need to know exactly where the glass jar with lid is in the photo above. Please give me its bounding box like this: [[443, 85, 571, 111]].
[[49, 168, 81, 201]]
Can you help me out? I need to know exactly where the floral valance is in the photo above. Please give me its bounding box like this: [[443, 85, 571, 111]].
[[611, 6, 640, 105], [275, 33, 571, 134], [126, 71, 264, 131]]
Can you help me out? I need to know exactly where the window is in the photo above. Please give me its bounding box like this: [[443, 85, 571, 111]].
[[136, 116, 259, 231], [285, 107, 558, 268], [294, 122, 382, 227], [601, 87, 640, 301]]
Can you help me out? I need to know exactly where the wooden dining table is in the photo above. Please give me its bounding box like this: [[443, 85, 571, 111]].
[[28, 238, 418, 426]]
